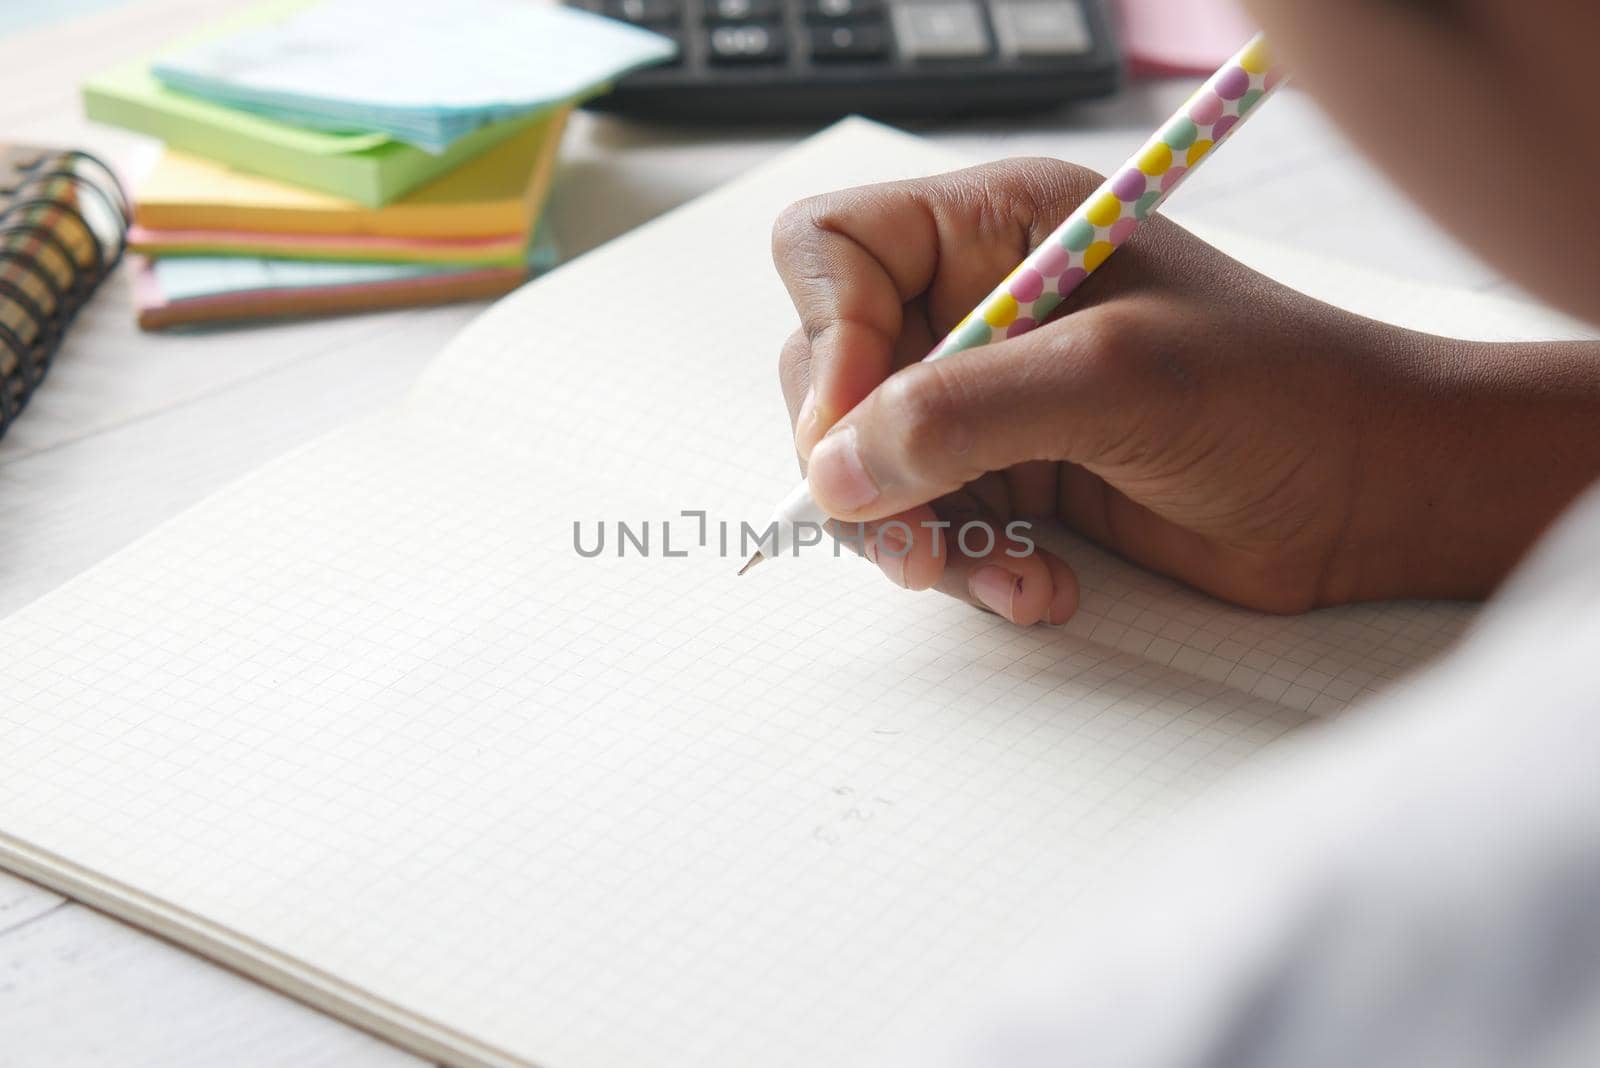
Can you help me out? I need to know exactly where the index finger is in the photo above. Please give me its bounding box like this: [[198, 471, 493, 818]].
[[771, 158, 1105, 459]]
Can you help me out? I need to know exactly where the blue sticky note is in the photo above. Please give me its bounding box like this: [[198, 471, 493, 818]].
[[152, 0, 676, 153]]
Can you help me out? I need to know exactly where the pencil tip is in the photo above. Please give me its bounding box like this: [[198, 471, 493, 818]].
[[738, 551, 766, 577]]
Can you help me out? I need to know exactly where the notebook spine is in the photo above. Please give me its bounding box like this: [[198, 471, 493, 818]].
[[0, 147, 130, 439]]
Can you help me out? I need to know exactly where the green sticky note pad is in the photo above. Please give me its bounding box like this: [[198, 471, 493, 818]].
[[79, 0, 553, 206]]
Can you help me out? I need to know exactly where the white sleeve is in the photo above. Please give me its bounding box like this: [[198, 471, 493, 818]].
[[874, 486, 1600, 1068]]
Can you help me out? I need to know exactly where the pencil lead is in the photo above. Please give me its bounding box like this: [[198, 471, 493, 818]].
[[738, 551, 766, 576]]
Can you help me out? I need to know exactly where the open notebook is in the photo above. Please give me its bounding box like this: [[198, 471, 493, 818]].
[[0, 120, 1588, 1068]]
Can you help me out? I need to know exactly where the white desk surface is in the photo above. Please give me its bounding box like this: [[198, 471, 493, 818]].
[[0, 1, 1514, 1064]]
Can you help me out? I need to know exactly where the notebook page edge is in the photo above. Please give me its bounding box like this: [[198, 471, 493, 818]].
[[0, 827, 528, 1068]]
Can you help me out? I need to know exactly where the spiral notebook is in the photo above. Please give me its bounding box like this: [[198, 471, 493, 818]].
[[0, 143, 129, 438], [0, 120, 1588, 1068]]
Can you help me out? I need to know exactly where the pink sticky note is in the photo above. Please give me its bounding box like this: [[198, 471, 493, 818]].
[[1119, 0, 1260, 78]]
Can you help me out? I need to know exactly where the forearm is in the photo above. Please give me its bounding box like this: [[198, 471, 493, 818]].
[[1335, 335, 1600, 604]]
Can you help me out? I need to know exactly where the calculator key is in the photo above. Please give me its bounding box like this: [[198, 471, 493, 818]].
[[990, 0, 1091, 56], [803, 0, 883, 20], [706, 23, 788, 62], [890, 0, 990, 60], [703, 0, 780, 20], [808, 22, 890, 60], [602, 0, 680, 22]]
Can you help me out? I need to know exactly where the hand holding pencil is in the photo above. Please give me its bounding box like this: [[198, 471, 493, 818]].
[[759, 35, 1550, 622], [749, 36, 1290, 581]]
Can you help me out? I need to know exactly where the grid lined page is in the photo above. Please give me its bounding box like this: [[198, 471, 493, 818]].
[[412, 121, 1580, 713], [0, 120, 1585, 1068]]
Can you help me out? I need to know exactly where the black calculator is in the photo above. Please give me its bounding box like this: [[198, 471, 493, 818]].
[[562, 0, 1120, 120]]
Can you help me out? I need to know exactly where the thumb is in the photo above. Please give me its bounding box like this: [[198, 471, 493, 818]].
[[806, 306, 1177, 521]]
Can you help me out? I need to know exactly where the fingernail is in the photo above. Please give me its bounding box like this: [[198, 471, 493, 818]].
[[970, 566, 1021, 622], [875, 528, 908, 587], [808, 426, 879, 512]]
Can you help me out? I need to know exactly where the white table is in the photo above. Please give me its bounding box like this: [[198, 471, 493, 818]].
[[0, 2, 1511, 1063]]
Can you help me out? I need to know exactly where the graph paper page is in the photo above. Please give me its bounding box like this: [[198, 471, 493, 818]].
[[0, 120, 1583, 1068]]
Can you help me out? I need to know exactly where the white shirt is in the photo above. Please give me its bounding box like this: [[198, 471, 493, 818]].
[[880, 486, 1600, 1068]]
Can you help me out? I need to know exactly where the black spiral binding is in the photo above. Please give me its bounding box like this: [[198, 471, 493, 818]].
[[0, 147, 130, 440]]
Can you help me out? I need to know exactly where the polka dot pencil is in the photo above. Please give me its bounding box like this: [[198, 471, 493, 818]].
[[929, 32, 1289, 359], [742, 34, 1289, 573]]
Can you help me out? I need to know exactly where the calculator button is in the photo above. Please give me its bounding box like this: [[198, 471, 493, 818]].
[[990, 0, 1090, 56], [803, 0, 883, 20], [808, 22, 890, 60], [706, 23, 788, 62], [703, 0, 780, 20], [602, 0, 680, 22], [890, 0, 990, 60]]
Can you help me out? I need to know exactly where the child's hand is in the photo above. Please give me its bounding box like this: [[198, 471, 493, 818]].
[[772, 160, 1593, 623]]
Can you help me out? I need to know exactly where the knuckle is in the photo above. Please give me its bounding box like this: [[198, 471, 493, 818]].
[[878, 365, 966, 475], [1088, 303, 1195, 394], [771, 193, 856, 342], [1051, 307, 1193, 465], [1033, 156, 1108, 195], [777, 329, 810, 384], [770, 194, 829, 259], [998, 156, 1106, 202], [962, 157, 1109, 245], [1063, 306, 1143, 383]]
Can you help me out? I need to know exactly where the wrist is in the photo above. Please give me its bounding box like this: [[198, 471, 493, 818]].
[[1325, 336, 1600, 605]]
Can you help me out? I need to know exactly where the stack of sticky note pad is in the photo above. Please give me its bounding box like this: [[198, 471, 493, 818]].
[[82, 0, 675, 329], [121, 111, 567, 329]]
